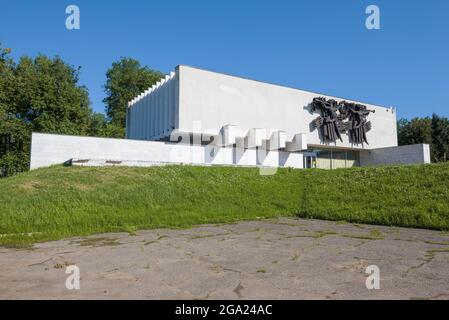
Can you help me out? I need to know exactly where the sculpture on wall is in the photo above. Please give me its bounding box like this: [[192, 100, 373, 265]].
[[311, 97, 344, 143], [311, 97, 375, 145]]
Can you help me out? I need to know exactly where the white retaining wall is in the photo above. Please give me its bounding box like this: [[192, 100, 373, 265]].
[[359, 144, 431, 166], [30, 134, 430, 171], [30, 133, 303, 170]]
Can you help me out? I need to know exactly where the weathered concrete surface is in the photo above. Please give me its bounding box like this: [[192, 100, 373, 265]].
[[1, 218, 449, 300]]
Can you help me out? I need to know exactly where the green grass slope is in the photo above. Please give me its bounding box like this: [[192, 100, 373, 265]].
[[0, 165, 302, 246], [299, 164, 449, 230], [1, 163, 449, 246]]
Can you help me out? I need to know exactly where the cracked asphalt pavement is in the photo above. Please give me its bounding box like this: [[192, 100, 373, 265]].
[[1, 218, 449, 300]]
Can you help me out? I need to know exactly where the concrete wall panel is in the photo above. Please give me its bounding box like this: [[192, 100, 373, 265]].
[[359, 144, 431, 166]]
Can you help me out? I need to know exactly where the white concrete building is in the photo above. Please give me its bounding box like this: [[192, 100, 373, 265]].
[[30, 65, 430, 170]]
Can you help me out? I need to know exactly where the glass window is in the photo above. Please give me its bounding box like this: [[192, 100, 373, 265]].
[[332, 151, 347, 169], [316, 150, 331, 170], [346, 151, 359, 168], [304, 148, 360, 169]]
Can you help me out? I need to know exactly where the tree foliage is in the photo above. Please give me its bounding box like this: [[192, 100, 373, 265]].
[[431, 114, 449, 162], [0, 45, 29, 176], [398, 114, 449, 162], [103, 57, 163, 133], [0, 44, 92, 177], [88, 112, 125, 138], [397, 117, 432, 146]]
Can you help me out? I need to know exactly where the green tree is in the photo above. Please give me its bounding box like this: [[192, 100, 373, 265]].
[[397, 118, 410, 146], [0, 115, 30, 177], [0, 45, 30, 177], [88, 112, 124, 138], [13, 55, 91, 135], [397, 117, 435, 162], [103, 58, 163, 135], [431, 114, 449, 162], [0, 44, 92, 177], [397, 117, 432, 146], [397, 115, 449, 163]]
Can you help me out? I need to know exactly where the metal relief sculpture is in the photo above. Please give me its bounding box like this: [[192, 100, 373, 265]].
[[311, 97, 375, 145], [311, 98, 344, 143]]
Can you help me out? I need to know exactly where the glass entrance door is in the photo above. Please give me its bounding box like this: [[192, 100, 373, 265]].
[[303, 153, 317, 169]]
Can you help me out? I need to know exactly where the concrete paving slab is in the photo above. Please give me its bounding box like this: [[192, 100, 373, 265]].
[[1, 218, 449, 300]]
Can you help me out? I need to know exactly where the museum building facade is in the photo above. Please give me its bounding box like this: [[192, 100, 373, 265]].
[[124, 65, 430, 169], [29, 65, 430, 170]]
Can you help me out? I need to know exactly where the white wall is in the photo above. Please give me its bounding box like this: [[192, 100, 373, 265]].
[[127, 72, 178, 140], [177, 65, 398, 150], [359, 144, 431, 166], [30, 133, 432, 171], [30, 133, 303, 170]]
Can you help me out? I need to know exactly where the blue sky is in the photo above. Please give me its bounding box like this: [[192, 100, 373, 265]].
[[1, 0, 448, 119]]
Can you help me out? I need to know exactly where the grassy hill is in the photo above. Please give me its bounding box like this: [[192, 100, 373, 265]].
[[1, 163, 449, 246]]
